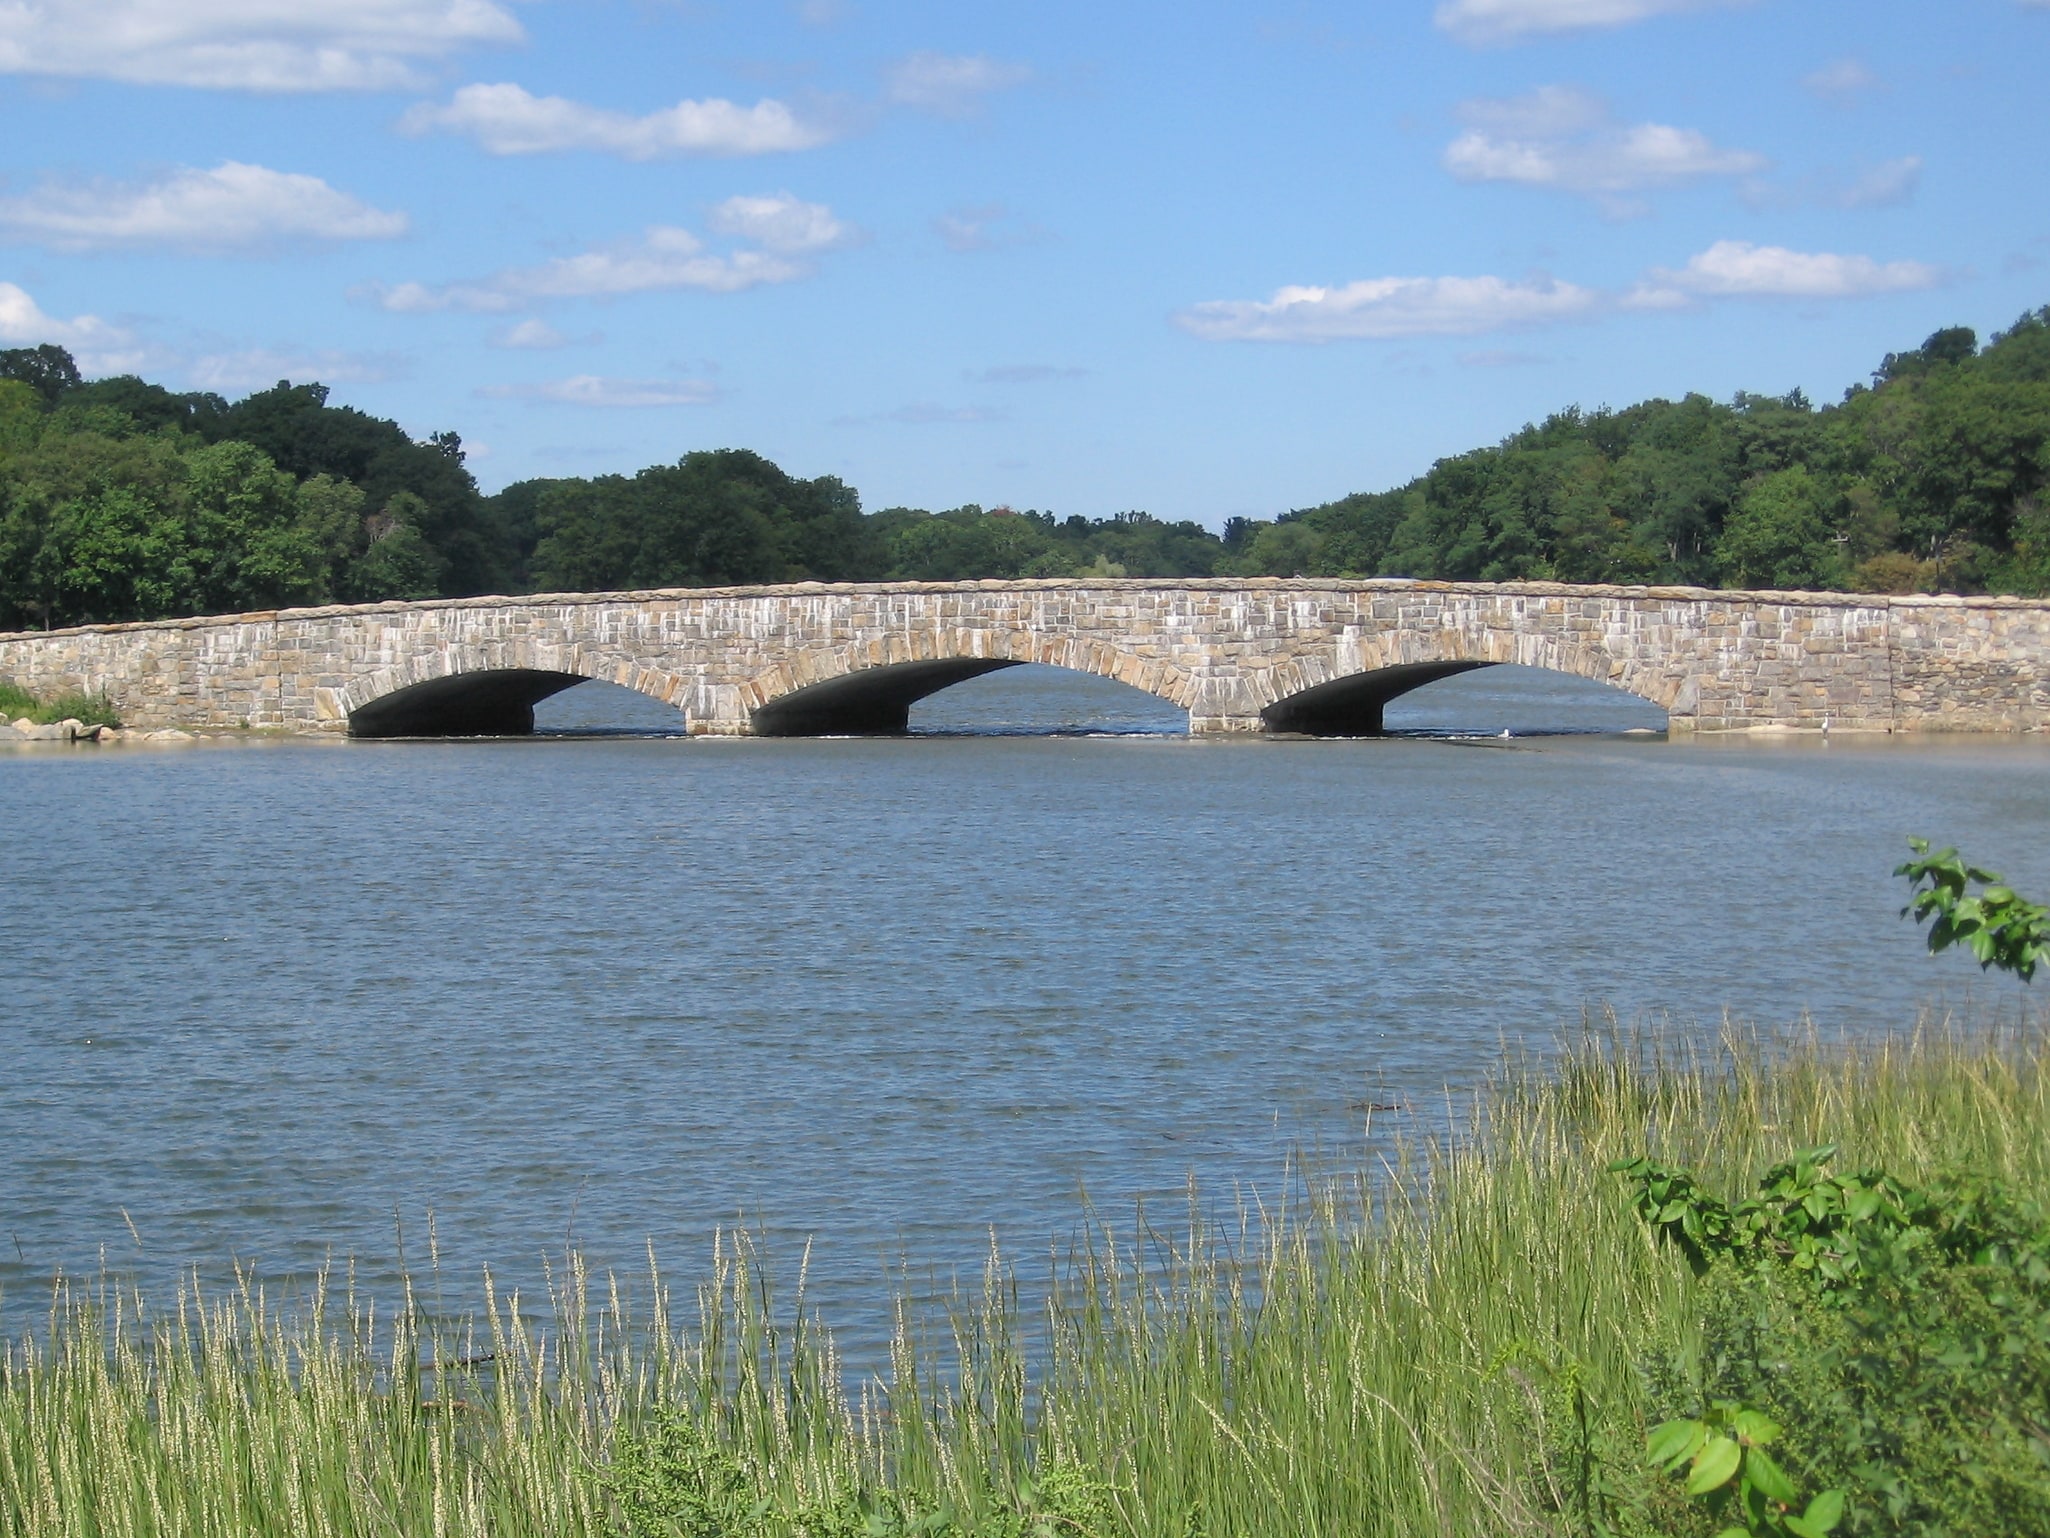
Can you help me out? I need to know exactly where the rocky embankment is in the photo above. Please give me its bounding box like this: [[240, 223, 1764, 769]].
[[0, 713, 206, 745]]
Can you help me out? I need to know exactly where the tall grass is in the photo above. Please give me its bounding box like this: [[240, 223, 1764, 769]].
[[3, 1021, 2044, 1537]]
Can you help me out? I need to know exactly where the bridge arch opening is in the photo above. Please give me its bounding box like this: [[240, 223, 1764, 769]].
[[347, 668, 592, 738], [749, 637, 1191, 737], [751, 658, 1023, 736], [909, 663, 1191, 736], [1263, 661, 1668, 737]]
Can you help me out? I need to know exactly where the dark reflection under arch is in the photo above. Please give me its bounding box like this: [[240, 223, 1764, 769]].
[[1262, 660, 1493, 735], [752, 659, 1024, 736], [348, 669, 589, 738]]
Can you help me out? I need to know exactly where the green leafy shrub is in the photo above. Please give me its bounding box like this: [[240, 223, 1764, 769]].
[[1617, 1148, 2050, 1536], [1645, 1402, 1843, 1538]]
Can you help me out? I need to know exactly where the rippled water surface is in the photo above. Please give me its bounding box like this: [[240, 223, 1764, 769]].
[[4, 666, 2048, 1344]]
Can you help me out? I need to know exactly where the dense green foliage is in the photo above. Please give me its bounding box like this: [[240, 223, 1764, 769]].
[[4, 303, 2049, 628], [1245, 307, 2050, 591], [1617, 1143, 2050, 1536], [0, 359, 489, 630]]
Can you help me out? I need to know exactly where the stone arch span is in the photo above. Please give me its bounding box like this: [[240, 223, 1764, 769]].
[[744, 630, 1194, 736], [1255, 622, 1678, 735], [337, 646, 693, 738]]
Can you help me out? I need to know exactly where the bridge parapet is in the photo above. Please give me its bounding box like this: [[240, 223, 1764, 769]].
[[0, 578, 2045, 737]]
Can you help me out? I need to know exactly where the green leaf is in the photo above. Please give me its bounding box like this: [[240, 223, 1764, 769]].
[[1804, 1489, 1847, 1532], [1730, 1407, 1781, 1447], [1688, 1434, 1742, 1495], [1646, 1418, 1707, 1469], [1745, 1448, 1799, 1505]]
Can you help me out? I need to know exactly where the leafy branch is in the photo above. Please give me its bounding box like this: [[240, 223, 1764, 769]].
[[1646, 1402, 1844, 1538], [1896, 837, 2050, 981]]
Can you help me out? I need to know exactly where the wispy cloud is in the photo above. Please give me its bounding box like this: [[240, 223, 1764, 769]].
[[934, 203, 1043, 253], [399, 82, 840, 159], [1744, 156, 1922, 211], [187, 346, 408, 392], [0, 162, 406, 253], [968, 364, 1089, 383], [488, 319, 584, 350], [1459, 349, 1552, 367], [835, 401, 1004, 425], [480, 374, 721, 407], [0, 0, 522, 91], [885, 51, 1030, 116], [1444, 87, 1763, 214], [375, 196, 855, 313], [1802, 56, 1880, 103], [0, 280, 141, 371], [1436, 0, 1744, 45], [1180, 240, 1942, 343], [706, 191, 857, 253], [1626, 240, 1943, 306], [1175, 274, 1599, 343]]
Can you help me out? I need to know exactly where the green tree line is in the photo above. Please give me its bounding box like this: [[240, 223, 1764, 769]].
[[1239, 306, 2050, 592], [3, 304, 2047, 630]]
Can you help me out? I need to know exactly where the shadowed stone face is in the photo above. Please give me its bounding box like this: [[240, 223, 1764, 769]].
[[0, 578, 2044, 737]]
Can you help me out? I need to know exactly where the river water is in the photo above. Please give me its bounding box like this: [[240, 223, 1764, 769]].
[[3, 666, 2047, 1345]]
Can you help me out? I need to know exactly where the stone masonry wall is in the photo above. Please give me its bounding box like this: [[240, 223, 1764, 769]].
[[0, 578, 2045, 734]]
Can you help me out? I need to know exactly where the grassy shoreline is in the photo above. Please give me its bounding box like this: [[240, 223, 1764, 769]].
[[0, 679, 120, 728], [4, 1021, 2045, 1537]]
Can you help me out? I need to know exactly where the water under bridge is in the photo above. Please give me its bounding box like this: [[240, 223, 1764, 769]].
[[1, 578, 2046, 738]]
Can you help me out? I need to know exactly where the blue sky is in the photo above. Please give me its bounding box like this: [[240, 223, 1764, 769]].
[[0, 0, 2044, 523]]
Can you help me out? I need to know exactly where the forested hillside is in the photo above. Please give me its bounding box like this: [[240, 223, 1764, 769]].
[[3, 305, 2047, 631], [1245, 306, 2050, 593]]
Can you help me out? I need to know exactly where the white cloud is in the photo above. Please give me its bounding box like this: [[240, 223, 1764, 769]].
[[1628, 240, 1942, 305], [398, 82, 837, 159], [0, 162, 406, 253], [479, 375, 720, 407], [1802, 56, 1880, 102], [1175, 274, 1599, 342], [706, 192, 855, 254], [489, 318, 575, 349], [0, 280, 143, 371], [0, 0, 522, 92], [1444, 87, 1763, 211], [884, 51, 1030, 116], [186, 346, 407, 392], [375, 218, 837, 313], [1436, 0, 1741, 44]]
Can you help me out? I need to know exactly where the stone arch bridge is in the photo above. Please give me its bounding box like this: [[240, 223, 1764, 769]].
[[1, 578, 2046, 737]]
